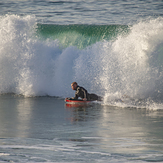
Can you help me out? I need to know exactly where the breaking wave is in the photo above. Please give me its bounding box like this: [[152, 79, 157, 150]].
[[0, 14, 163, 109]]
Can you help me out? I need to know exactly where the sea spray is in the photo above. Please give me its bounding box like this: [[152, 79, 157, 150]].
[[0, 15, 61, 96], [0, 15, 36, 94], [103, 17, 163, 107]]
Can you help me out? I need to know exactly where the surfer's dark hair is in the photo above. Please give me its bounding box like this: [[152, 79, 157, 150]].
[[71, 82, 77, 85]]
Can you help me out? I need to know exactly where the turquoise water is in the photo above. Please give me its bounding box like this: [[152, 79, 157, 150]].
[[36, 24, 129, 48], [0, 0, 163, 162]]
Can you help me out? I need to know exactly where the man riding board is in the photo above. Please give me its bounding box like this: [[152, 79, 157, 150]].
[[66, 82, 102, 101]]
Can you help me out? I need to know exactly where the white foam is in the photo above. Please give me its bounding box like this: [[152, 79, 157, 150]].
[[101, 18, 163, 109], [0, 153, 10, 156]]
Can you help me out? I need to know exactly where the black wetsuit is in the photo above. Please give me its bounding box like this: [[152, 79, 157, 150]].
[[70, 85, 101, 101]]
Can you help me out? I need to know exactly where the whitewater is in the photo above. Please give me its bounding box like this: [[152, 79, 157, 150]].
[[0, 14, 163, 109]]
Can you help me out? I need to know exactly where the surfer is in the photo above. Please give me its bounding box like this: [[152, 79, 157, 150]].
[[66, 82, 102, 101]]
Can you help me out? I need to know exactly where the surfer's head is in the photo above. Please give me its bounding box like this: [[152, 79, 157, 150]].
[[71, 82, 78, 90]]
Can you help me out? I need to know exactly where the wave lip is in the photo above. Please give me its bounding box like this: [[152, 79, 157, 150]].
[[36, 24, 129, 49]]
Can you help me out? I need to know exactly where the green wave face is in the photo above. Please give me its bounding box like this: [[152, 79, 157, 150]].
[[36, 24, 130, 49]]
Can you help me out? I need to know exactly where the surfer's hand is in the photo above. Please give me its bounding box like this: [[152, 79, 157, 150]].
[[83, 98, 87, 101]]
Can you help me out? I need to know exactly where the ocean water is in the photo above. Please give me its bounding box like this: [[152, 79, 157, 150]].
[[0, 0, 163, 162]]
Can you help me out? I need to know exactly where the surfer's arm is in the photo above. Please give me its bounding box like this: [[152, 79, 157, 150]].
[[80, 87, 88, 100], [73, 90, 79, 99], [68, 91, 79, 100], [72, 87, 85, 100], [67, 86, 88, 100]]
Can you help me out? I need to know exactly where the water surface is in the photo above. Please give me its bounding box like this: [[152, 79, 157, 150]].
[[0, 95, 163, 162]]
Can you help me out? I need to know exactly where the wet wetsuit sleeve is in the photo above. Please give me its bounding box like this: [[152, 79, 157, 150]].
[[73, 87, 81, 99], [80, 87, 88, 99], [74, 89, 79, 99], [69, 86, 88, 100], [69, 87, 80, 100]]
